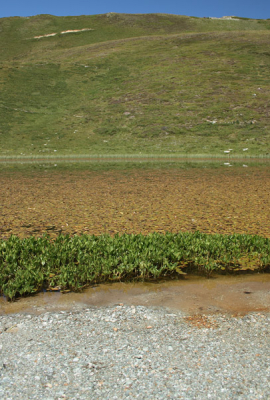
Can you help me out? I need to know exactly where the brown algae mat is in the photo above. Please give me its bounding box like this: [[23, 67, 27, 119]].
[[1, 166, 270, 239]]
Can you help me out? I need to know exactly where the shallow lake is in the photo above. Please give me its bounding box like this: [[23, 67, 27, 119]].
[[1, 274, 270, 316]]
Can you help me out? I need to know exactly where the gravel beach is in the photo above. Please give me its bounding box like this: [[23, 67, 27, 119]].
[[1, 304, 269, 400]]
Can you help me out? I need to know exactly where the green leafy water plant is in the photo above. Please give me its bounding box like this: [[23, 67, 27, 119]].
[[1, 232, 270, 300]]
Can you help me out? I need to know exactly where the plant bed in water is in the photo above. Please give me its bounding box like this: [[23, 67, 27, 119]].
[[1, 167, 270, 240], [1, 232, 270, 300]]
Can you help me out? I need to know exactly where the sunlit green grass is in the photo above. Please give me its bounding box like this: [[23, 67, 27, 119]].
[[0, 14, 270, 157]]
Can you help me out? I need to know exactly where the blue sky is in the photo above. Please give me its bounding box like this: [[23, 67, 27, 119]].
[[1, 0, 269, 19]]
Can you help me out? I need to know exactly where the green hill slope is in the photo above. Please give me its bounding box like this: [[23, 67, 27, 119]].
[[0, 13, 270, 156]]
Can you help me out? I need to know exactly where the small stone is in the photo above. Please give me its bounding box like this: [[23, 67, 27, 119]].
[[7, 326, 18, 333], [4, 322, 13, 330]]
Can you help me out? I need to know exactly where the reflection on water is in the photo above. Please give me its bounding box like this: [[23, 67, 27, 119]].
[[1, 274, 270, 316]]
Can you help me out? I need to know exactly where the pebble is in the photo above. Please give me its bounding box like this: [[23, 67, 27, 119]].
[[0, 305, 270, 399]]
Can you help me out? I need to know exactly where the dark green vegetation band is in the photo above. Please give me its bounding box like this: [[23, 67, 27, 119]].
[[1, 232, 270, 300]]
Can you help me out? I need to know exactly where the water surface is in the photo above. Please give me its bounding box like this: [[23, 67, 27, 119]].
[[1, 274, 270, 316]]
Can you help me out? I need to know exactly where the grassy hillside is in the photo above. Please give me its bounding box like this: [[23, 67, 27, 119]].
[[0, 13, 270, 156]]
